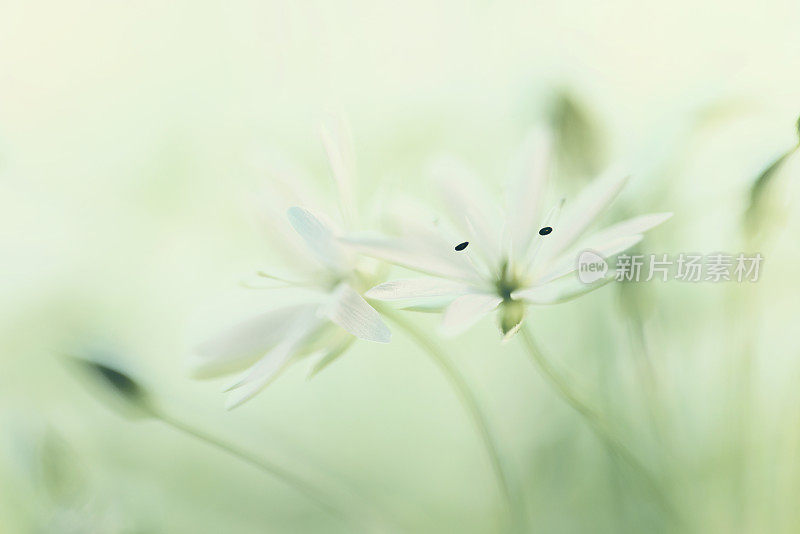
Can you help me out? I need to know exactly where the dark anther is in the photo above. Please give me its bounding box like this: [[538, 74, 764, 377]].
[[454, 241, 469, 251], [538, 226, 553, 236]]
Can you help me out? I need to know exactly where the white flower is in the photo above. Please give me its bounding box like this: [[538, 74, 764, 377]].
[[346, 127, 672, 338], [189, 125, 390, 409]]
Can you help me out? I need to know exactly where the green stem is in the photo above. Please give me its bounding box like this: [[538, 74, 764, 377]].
[[154, 410, 358, 529], [380, 307, 526, 533], [519, 324, 678, 522]]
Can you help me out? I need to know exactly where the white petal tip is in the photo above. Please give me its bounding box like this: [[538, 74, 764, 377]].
[[224, 389, 260, 410], [224, 392, 249, 410], [286, 206, 303, 217], [222, 376, 246, 392], [365, 329, 392, 344], [363, 287, 385, 300], [224, 399, 244, 411], [501, 324, 523, 343]]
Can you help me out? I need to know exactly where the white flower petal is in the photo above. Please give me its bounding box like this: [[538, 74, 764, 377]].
[[512, 275, 613, 304], [320, 123, 357, 226], [307, 336, 356, 379], [224, 339, 293, 397], [432, 157, 504, 267], [537, 233, 644, 283], [341, 234, 484, 283], [540, 169, 629, 263], [236, 270, 320, 291], [287, 206, 350, 271], [365, 278, 469, 301], [521, 199, 564, 272], [258, 196, 322, 275], [398, 298, 452, 313], [189, 304, 318, 379], [589, 233, 645, 258], [379, 193, 446, 239], [534, 212, 669, 283], [440, 293, 502, 336], [320, 283, 391, 343], [507, 127, 553, 257], [224, 354, 291, 410], [224, 317, 322, 409], [580, 212, 672, 246]]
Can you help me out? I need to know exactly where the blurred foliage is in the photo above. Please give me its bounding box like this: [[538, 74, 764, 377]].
[[39, 429, 88, 506], [744, 115, 800, 240], [547, 90, 607, 187], [2, 0, 800, 532]]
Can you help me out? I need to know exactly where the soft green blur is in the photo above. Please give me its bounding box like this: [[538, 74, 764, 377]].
[[1, 1, 800, 532]]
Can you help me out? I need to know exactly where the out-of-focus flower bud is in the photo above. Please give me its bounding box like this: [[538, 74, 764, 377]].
[[69, 356, 155, 419]]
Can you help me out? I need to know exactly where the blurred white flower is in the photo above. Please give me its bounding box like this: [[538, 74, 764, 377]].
[[348, 127, 672, 338], [189, 125, 390, 409]]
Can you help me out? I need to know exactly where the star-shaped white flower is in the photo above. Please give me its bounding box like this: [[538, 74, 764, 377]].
[[189, 125, 390, 409], [346, 127, 671, 338]]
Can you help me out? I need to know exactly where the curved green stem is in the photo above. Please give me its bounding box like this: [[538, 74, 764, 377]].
[[380, 307, 526, 533], [519, 325, 679, 522], [69, 356, 384, 530], [154, 410, 359, 529]]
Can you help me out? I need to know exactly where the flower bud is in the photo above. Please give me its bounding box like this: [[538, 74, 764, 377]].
[[70, 356, 155, 419], [499, 300, 526, 339]]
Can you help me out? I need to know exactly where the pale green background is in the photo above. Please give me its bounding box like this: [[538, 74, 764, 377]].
[[1, 1, 799, 532]]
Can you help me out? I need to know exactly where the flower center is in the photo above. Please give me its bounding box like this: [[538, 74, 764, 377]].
[[495, 260, 521, 302], [346, 265, 385, 295]]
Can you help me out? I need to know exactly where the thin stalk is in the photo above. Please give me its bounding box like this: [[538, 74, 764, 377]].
[[379, 307, 526, 533], [153, 409, 357, 529], [519, 324, 679, 523], [69, 357, 384, 530]]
